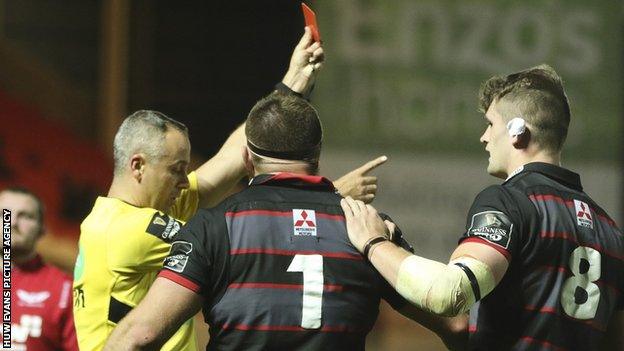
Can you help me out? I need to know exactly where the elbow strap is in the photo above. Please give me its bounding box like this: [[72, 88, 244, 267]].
[[395, 255, 496, 316], [453, 261, 482, 301]]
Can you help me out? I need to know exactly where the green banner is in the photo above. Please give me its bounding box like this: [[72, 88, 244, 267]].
[[315, 0, 622, 161]]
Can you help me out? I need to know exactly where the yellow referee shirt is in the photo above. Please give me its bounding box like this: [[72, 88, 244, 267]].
[[73, 173, 199, 351]]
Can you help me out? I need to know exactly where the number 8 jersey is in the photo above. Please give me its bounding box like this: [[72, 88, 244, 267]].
[[159, 173, 409, 351], [459, 162, 624, 351]]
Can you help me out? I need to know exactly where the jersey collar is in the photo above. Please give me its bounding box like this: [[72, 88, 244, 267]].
[[250, 172, 336, 192], [506, 162, 583, 191]]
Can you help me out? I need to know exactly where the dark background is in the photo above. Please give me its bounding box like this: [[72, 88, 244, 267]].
[[128, 0, 304, 156], [3, 0, 305, 156]]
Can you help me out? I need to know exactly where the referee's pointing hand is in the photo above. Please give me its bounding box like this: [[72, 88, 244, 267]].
[[334, 155, 387, 204]]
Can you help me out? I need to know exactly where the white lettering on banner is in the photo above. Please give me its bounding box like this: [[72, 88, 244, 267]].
[[347, 69, 476, 138], [331, 0, 602, 141], [336, 1, 600, 74]]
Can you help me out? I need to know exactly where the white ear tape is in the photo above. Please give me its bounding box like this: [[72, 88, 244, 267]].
[[506, 117, 526, 137]]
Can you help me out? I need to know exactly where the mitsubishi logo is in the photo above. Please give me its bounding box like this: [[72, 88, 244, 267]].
[[577, 202, 592, 220], [292, 209, 318, 236], [574, 199, 594, 229], [294, 210, 316, 227]]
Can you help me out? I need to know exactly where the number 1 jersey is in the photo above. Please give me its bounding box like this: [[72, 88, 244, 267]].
[[158, 173, 409, 351]]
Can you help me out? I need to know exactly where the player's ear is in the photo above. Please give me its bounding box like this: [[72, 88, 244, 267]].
[[511, 128, 530, 149], [507, 117, 530, 149], [130, 154, 146, 182]]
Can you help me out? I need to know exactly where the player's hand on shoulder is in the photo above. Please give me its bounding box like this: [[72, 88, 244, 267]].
[[340, 196, 389, 253]]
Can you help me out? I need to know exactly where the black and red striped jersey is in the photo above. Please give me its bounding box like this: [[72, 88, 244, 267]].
[[459, 162, 624, 351], [159, 173, 408, 351]]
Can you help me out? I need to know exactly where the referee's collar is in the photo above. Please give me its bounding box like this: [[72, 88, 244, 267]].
[[506, 162, 583, 191], [249, 172, 336, 192]]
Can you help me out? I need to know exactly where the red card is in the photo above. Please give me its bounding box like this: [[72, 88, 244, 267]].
[[301, 3, 321, 42]]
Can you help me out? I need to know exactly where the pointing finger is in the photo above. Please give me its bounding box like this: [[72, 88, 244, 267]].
[[355, 155, 388, 175]]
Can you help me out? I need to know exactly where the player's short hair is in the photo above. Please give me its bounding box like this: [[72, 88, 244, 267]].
[[113, 110, 188, 176], [245, 92, 322, 172], [0, 187, 45, 227], [478, 64, 571, 153]]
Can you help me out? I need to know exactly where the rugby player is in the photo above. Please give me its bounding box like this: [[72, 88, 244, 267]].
[[341, 65, 624, 350]]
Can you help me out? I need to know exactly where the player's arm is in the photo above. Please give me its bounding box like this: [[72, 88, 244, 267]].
[[340, 197, 508, 317], [601, 310, 624, 350], [104, 278, 202, 351], [195, 27, 324, 208], [360, 207, 469, 349], [282, 28, 389, 204]]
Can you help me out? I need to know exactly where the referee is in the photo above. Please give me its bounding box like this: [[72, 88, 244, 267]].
[[341, 65, 624, 350]]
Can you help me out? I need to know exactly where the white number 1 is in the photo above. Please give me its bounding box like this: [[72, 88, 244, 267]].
[[287, 254, 324, 329]]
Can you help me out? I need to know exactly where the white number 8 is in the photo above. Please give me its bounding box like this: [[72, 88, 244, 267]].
[[560, 246, 601, 319]]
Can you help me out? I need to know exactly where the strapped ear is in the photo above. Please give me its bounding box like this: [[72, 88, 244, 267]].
[[506, 117, 526, 137], [507, 117, 530, 149]]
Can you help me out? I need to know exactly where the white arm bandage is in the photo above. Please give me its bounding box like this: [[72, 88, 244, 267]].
[[395, 256, 496, 317]]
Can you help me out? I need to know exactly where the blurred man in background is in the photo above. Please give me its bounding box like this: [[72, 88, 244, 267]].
[[341, 65, 624, 350], [0, 187, 78, 350], [74, 27, 388, 351]]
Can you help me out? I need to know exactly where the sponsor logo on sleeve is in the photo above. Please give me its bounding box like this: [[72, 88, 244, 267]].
[[574, 199, 594, 229], [163, 241, 193, 273], [153, 216, 167, 226], [293, 209, 317, 236], [162, 218, 181, 240], [467, 211, 513, 249], [146, 213, 183, 242]]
